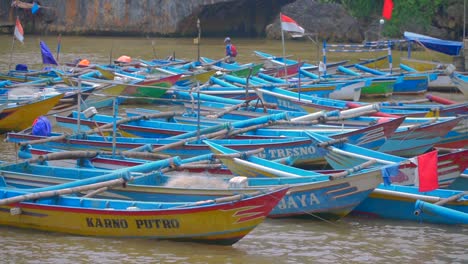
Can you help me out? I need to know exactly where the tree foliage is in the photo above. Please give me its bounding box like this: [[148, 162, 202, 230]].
[[318, 0, 446, 38]]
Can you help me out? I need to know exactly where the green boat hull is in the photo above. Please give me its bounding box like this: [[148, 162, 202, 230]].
[[361, 79, 394, 97], [230, 63, 263, 78]]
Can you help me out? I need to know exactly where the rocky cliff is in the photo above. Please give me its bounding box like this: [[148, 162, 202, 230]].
[[3, 0, 294, 37], [1, 0, 464, 42], [265, 0, 362, 42]]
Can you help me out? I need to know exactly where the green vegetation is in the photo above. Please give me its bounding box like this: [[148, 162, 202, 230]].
[[324, 0, 381, 20], [318, 0, 446, 38]]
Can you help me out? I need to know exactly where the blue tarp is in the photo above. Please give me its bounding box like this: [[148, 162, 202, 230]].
[[404, 31, 463, 56], [15, 64, 28, 71], [32, 116, 52, 136]]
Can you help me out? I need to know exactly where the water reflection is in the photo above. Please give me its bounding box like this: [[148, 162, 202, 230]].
[[1, 218, 467, 263]]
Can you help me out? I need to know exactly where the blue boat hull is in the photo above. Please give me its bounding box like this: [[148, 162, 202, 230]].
[[415, 200, 468, 225], [392, 74, 428, 94], [352, 184, 468, 225], [0, 161, 382, 220]]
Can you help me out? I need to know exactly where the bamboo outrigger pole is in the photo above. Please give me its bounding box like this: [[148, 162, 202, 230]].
[[0, 177, 133, 206], [17, 110, 186, 147]]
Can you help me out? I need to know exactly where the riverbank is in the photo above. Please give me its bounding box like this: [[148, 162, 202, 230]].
[[0, 35, 454, 72]]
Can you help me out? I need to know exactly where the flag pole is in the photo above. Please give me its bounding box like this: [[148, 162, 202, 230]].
[[56, 33, 62, 62], [280, 14, 287, 79], [8, 10, 19, 71], [8, 33, 16, 71], [388, 43, 393, 74], [151, 39, 156, 59], [197, 18, 201, 62], [464, 0, 466, 39], [109, 42, 114, 65], [321, 40, 327, 77]]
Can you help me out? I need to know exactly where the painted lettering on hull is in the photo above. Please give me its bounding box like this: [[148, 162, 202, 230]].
[[135, 219, 180, 229], [277, 193, 321, 210], [86, 218, 129, 228], [257, 146, 316, 159], [85, 218, 180, 229]]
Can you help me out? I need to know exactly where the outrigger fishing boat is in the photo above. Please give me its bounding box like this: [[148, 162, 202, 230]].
[[0, 157, 288, 245], [0, 94, 64, 133], [352, 184, 468, 225], [305, 132, 467, 188], [0, 148, 381, 220]]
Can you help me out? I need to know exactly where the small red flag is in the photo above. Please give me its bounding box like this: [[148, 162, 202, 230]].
[[14, 16, 24, 43], [416, 150, 439, 192], [280, 13, 305, 35], [382, 0, 394, 20]]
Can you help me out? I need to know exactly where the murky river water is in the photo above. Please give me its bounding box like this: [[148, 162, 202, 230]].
[[0, 35, 467, 263]]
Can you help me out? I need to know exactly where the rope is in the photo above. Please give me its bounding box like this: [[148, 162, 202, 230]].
[[364, 39, 406, 46], [327, 48, 389, 53]]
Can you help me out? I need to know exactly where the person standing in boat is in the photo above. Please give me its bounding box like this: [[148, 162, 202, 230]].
[[224, 37, 237, 63]]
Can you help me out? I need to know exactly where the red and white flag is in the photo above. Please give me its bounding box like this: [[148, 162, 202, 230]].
[[280, 13, 304, 36], [412, 150, 439, 192], [14, 16, 24, 43], [382, 0, 394, 20]]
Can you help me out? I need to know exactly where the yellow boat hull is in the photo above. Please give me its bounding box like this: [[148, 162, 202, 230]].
[[0, 94, 64, 133], [400, 58, 443, 71], [360, 55, 389, 69], [179, 69, 217, 84], [0, 187, 287, 245]]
